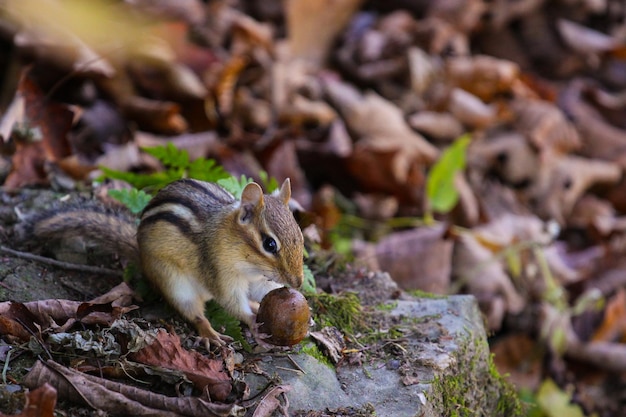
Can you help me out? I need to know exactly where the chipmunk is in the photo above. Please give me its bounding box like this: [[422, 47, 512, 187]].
[[21, 178, 304, 347]]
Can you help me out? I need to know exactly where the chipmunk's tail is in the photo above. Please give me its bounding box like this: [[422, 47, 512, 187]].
[[17, 198, 140, 263]]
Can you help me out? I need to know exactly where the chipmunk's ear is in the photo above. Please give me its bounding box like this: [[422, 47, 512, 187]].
[[278, 178, 291, 206], [239, 182, 264, 223]]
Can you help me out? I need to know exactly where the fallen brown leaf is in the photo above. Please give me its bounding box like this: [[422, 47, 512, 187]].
[[491, 333, 542, 391], [22, 360, 234, 417], [130, 330, 232, 402], [0, 383, 57, 417], [286, 0, 363, 66], [357, 226, 452, 294], [592, 288, 626, 343], [251, 384, 291, 417]]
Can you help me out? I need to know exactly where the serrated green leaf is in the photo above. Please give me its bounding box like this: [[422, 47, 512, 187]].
[[217, 175, 253, 199], [204, 300, 250, 351], [108, 188, 152, 214], [99, 166, 176, 190], [259, 170, 279, 193], [187, 158, 229, 182], [143, 143, 189, 169], [426, 134, 471, 214]]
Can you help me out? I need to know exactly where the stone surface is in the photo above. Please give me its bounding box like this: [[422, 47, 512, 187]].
[[246, 294, 492, 416]]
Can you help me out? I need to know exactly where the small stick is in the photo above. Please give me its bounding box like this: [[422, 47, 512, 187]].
[[287, 354, 306, 374], [0, 245, 123, 277]]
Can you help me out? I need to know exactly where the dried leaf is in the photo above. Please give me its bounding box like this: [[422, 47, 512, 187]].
[[592, 288, 626, 343], [310, 326, 346, 364], [491, 334, 542, 391], [446, 55, 519, 101], [22, 360, 235, 417], [251, 385, 291, 417], [447, 88, 498, 129], [407, 111, 464, 142], [368, 226, 452, 293], [1, 383, 57, 417], [511, 98, 581, 153], [530, 155, 621, 224], [286, 0, 363, 66], [130, 330, 232, 402], [557, 19, 616, 56]]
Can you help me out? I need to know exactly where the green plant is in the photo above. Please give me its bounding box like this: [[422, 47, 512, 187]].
[[425, 134, 471, 222], [100, 143, 230, 192]]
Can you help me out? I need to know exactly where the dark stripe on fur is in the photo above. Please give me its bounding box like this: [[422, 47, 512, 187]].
[[139, 211, 194, 236], [177, 179, 233, 204]]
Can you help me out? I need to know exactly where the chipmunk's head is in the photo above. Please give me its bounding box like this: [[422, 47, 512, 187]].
[[237, 178, 304, 288]]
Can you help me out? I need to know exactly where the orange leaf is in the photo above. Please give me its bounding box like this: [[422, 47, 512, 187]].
[[592, 288, 626, 343], [0, 383, 57, 417]]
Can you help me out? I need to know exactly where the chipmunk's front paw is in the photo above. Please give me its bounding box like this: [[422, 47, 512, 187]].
[[196, 318, 234, 350]]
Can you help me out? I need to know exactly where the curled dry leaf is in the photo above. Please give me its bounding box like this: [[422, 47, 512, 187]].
[[4, 69, 75, 189], [445, 55, 519, 101], [325, 79, 438, 202], [511, 98, 581, 154], [286, 0, 364, 66], [0, 283, 137, 337], [23, 360, 235, 417], [452, 229, 526, 330], [467, 132, 540, 189], [407, 111, 464, 142], [557, 19, 616, 57], [591, 288, 626, 343], [407, 47, 439, 95], [529, 155, 621, 224], [310, 326, 346, 365], [119, 96, 187, 134], [561, 80, 626, 162], [251, 384, 291, 417], [447, 88, 498, 129]]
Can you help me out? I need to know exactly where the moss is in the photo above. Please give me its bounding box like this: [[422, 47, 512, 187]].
[[375, 301, 398, 312], [429, 337, 524, 417], [300, 342, 333, 368], [408, 289, 447, 299], [308, 292, 364, 335]]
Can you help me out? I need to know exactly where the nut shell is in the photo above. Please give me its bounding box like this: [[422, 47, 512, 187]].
[[256, 287, 310, 346]]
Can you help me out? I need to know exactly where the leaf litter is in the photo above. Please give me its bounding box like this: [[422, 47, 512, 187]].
[[1, 0, 626, 415]]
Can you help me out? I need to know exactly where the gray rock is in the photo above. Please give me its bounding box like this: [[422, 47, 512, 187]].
[[245, 293, 517, 416]]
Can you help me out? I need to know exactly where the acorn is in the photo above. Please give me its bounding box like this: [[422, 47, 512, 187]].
[[256, 287, 310, 346]]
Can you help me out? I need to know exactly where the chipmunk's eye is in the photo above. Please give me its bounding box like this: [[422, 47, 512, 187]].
[[262, 235, 278, 255]]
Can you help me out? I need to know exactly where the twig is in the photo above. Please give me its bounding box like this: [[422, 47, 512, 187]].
[[2, 348, 11, 384], [0, 245, 123, 277], [286, 354, 306, 374], [275, 366, 303, 374]]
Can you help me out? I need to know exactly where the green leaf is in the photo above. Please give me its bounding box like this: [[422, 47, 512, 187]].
[[259, 170, 279, 193], [426, 134, 471, 214], [143, 143, 189, 169], [187, 158, 229, 183], [204, 300, 250, 351], [99, 166, 177, 190], [301, 264, 316, 295], [217, 175, 253, 199], [536, 379, 585, 417], [108, 188, 153, 214]]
